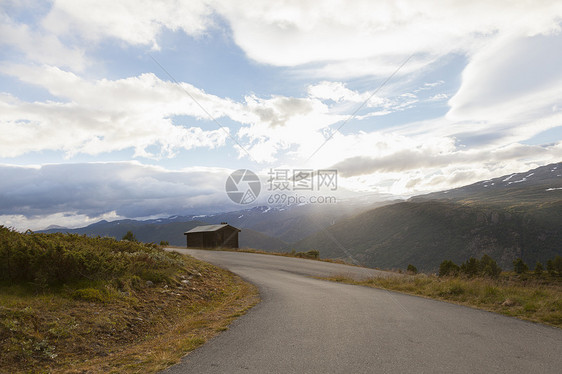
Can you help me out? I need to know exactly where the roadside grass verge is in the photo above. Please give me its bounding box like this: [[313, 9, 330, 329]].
[[172, 245, 354, 265], [323, 274, 562, 328], [0, 227, 259, 373]]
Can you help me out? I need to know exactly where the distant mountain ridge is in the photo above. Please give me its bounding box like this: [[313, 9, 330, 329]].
[[37, 201, 380, 250], [413, 162, 561, 205], [39, 162, 561, 272], [295, 162, 562, 271]]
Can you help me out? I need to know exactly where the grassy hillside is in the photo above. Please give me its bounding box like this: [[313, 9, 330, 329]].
[[295, 199, 562, 272], [0, 227, 258, 373]]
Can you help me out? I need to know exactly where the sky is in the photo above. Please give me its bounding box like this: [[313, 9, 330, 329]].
[[1, 0, 562, 230]]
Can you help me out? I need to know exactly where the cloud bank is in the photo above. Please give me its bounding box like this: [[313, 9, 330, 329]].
[[0, 162, 235, 229], [1, 1, 562, 229]]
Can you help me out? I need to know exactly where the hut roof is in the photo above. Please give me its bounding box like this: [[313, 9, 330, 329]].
[[184, 224, 240, 234]]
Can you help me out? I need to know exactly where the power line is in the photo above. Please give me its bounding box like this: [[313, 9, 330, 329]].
[[149, 54, 257, 163], [305, 54, 414, 163]]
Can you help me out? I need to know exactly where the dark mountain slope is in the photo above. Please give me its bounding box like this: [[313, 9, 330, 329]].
[[296, 163, 562, 272]]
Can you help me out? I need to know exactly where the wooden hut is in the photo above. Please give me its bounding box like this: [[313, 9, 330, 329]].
[[184, 223, 240, 249]]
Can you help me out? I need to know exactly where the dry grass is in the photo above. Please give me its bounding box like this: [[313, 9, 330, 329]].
[[171, 245, 355, 266], [324, 273, 562, 328], [0, 255, 259, 374]]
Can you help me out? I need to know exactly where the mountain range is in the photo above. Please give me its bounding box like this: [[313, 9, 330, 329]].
[[39, 162, 562, 272], [295, 162, 562, 271]]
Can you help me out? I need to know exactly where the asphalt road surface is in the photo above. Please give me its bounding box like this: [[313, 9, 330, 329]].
[[163, 249, 562, 374]]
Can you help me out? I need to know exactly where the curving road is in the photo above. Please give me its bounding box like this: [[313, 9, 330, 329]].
[[163, 249, 562, 374]]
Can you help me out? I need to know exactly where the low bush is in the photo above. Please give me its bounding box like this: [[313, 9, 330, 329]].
[[121, 231, 137, 242], [513, 258, 529, 274], [72, 288, 106, 303], [0, 226, 185, 287], [440, 255, 502, 278], [407, 264, 418, 274], [546, 256, 562, 276], [293, 249, 320, 259], [439, 260, 460, 277], [460, 257, 480, 277], [479, 254, 502, 278]]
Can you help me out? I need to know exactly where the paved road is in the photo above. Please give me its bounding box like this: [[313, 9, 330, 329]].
[[163, 249, 562, 374]]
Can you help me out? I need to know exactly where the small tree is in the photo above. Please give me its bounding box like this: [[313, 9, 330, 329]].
[[460, 257, 480, 277], [513, 258, 528, 274], [122, 231, 137, 242], [534, 262, 544, 276], [547, 259, 556, 276], [547, 256, 562, 276], [306, 250, 320, 259], [439, 260, 459, 277], [554, 256, 562, 276], [479, 254, 502, 278], [407, 264, 418, 274]]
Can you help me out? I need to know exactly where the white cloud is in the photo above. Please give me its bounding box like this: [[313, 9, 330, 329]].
[[2, 0, 562, 225], [0, 61, 425, 164], [308, 81, 370, 103], [237, 94, 344, 163], [0, 162, 236, 225], [235, 81, 432, 164], [448, 32, 562, 123], [214, 0, 562, 77], [0, 211, 121, 232], [428, 93, 448, 102], [334, 142, 562, 195], [24, 1, 562, 79], [0, 11, 85, 70], [42, 0, 213, 49], [0, 65, 235, 158]]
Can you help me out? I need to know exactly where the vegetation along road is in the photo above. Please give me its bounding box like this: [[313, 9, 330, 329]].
[[164, 249, 562, 374]]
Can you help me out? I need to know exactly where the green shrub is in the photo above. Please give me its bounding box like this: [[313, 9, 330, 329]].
[[294, 250, 319, 259], [160, 240, 169, 246], [138, 269, 170, 283], [406, 264, 418, 274], [553, 256, 562, 276], [0, 226, 185, 286], [306, 250, 320, 259], [534, 262, 544, 276], [513, 258, 528, 274], [545, 256, 562, 277], [547, 259, 556, 276], [122, 231, 137, 242], [460, 257, 480, 277], [72, 288, 105, 303], [439, 260, 459, 277], [440, 255, 501, 278], [479, 254, 502, 278]]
